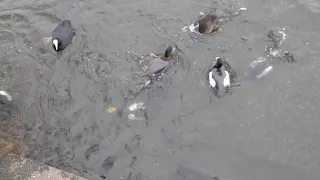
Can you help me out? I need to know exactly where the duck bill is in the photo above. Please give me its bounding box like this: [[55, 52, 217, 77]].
[[208, 71, 216, 87], [53, 39, 58, 50]]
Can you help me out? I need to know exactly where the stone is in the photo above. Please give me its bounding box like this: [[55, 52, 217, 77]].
[[0, 154, 87, 180], [0, 132, 21, 158], [241, 36, 248, 41]]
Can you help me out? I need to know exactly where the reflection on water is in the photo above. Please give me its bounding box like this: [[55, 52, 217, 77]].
[[0, 0, 320, 180]]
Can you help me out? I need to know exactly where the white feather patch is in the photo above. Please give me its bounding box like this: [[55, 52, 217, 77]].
[[209, 71, 216, 87], [209, 70, 230, 88], [0, 90, 12, 101], [223, 70, 230, 86]]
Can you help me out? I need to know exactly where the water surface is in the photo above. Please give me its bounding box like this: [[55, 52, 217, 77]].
[[1, 0, 320, 179]]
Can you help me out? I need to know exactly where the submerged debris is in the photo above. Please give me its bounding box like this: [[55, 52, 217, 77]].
[[128, 114, 136, 120], [105, 107, 117, 113], [102, 156, 117, 172], [241, 36, 248, 41], [266, 29, 297, 63], [283, 51, 297, 63], [267, 29, 287, 47], [128, 102, 145, 111]]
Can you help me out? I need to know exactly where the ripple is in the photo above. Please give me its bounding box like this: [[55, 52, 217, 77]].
[[298, 0, 320, 13]]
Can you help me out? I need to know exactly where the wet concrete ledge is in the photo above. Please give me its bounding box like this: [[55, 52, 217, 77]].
[[0, 154, 86, 180]]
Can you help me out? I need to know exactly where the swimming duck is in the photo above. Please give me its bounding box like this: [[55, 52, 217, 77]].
[[0, 91, 12, 101], [52, 20, 75, 51], [209, 57, 230, 88], [195, 13, 217, 34], [146, 46, 176, 75], [0, 90, 13, 122], [208, 57, 237, 97]]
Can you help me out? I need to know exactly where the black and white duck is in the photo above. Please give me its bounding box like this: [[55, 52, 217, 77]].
[[208, 57, 237, 97], [52, 20, 75, 51]]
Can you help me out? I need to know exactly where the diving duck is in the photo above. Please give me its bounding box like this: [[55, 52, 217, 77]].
[[195, 13, 217, 34]]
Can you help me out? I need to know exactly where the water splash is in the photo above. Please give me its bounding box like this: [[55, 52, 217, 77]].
[[182, 23, 199, 33], [128, 102, 145, 111]]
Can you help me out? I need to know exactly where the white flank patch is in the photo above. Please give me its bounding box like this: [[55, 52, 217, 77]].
[[223, 70, 230, 87], [0, 90, 12, 101]]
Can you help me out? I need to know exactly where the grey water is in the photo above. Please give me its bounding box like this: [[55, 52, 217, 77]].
[[0, 0, 320, 179]]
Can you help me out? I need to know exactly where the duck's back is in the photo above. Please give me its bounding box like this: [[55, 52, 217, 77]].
[[0, 94, 13, 122], [210, 68, 230, 97], [146, 57, 170, 75], [198, 15, 215, 34], [52, 20, 74, 49], [211, 68, 226, 89]]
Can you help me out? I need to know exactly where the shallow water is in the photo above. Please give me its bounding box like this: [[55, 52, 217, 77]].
[[1, 0, 320, 179]]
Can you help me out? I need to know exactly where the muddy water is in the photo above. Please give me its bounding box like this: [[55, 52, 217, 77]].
[[1, 0, 320, 179]]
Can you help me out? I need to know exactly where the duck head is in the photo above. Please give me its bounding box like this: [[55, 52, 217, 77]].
[[62, 20, 72, 26], [164, 46, 176, 58], [213, 57, 224, 69]]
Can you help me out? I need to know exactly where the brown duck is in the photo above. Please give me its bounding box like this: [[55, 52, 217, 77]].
[[195, 13, 217, 34]]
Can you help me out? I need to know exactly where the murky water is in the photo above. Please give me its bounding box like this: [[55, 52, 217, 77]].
[[1, 0, 320, 179]]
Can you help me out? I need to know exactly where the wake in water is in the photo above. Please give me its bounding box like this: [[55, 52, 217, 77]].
[[107, 47, 184, 122], [243, 28, 297, 81]]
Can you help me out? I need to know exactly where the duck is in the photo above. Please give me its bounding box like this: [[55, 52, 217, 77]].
[[209, 57, 230, 88], [208, 57, 236, 97], [146, 46, 176, 75], [0, 90, 13, 122], [0, 90, 12, 101], [195, 13, 217, 34], [52, 20, 75, 51]]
